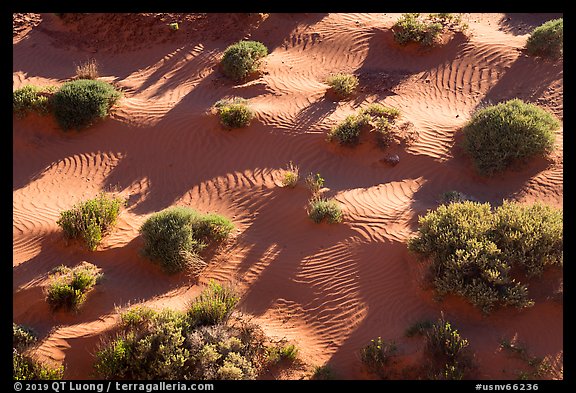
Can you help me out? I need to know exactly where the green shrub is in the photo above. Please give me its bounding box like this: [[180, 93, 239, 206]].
[[392, 13, 466, 47], [13, 324, 37, 351], [305, 172, 325, 195], [526, 18, 563, 58], [57, 193, 124, 251], [461, 99, 559, 176], [326, 73, 359, 99], [13, 349, 64, 380], [327, 103, 401, 147], [308, 197, 343, 224], [423, 317, 471, 380], [46, 262, 102, 311], [139, 207, 234, 274], [51, 79, 121, 130], [408, 201, 562, 313], [221, 40, 268, 81], [311, 365, 335, 380], [281, 161, 300, 188], [188, 281, 240, 326], [13, 85, 55, 118], [359, 337, 397, 378], [267, 343, 299, 364], [213, 97, 254, 129]]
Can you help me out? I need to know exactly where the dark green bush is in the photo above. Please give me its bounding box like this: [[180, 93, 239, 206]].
[[326, 73, 359, 99], [213, 97, 254, 129], [221, 40, 268, 81], [46, 263, 102, 311], [57, 193, 124, 251], [461, 99, 559, 176], [188, 281, 240, 326], [359, 337, 397, 378], [308, 197, 343, 224], [408, 200, 562, 313], [51, 79, 121, 130], [13, 85, 56, 118], [526, 18, 563, 59], [139, 206, 234, 274]]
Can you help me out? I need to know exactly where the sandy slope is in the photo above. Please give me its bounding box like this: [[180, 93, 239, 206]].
[[13, 13, 563, 380]]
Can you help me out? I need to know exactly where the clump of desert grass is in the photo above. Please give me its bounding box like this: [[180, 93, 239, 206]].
[[392, 13, 468, 47], [326, 73, 359, 99], [139, 206, 235, 274], [45, 262, 103, 312], [57, 192, 125, 251], [281, 161, 300, 188], [74, 58, 100, 80]]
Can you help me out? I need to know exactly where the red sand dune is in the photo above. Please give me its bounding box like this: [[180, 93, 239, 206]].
[[13, 13, 562, 380]]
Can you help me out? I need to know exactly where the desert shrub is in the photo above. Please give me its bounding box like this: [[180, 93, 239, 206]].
[[393, 13, 466, 47], [327, 114, 366, 146], [188, 281, 240, 326], [13, 85, 56, 118], [305, 172, 325, 195], [423, 317, 471, 380], [267, 342, 299, 364], [438, 190, 474, 205], [492, 201, 563, 277], [75, 58, 100, 80], [526, 18, 563, 59], [213, 97, 254, 129], [499, 337, 553, 379], [281, 161, 300, 188], [461, 99, 559, 176], [311, 365, 335, 380], [13, 349, 64, 380], [46, 262, 102, 311], [359, 337, 397, 378], [221, 40, 268, 81], [308, 197, 343, 224], [94, 285, 284, 380], [51, 79, 121, 130], [139, 206, 234, 274], [57, 193, 124, 251], [326, 73, 359, 99], [327, 103, 401, 147], [13, 323, 37, 351], [408, 200, 562, 313]]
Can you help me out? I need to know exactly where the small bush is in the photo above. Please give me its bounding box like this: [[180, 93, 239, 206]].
[[75, 58, 100, 80], [326, 73, 359, 99], [425, 317, 469, 364], [51, 79, 121, 130], [13, 85, 56, 118], [281, 161, 300, 188], [57, 193, 124, 251], [308, 197, 343, 224], [267, 343, 299, 364], [311, 365, 335, 380], [139, 206, 234, 274], [359, 337, 397, 378], [213, 97, 254, 129], [408, 200, 562, 313], [438, 190, 474, 205], [327, 114, 366, 146], [13, 349, 64, 380], [461, 99, 559, 176], [46, 262, 102, 311], [221, 40, 268, 81], [526, 18, 563, 59], [188, 281, 240, 326], [13, 324, 37, 351], [305, 172, 325, 195], [393, 13, 466, 47]]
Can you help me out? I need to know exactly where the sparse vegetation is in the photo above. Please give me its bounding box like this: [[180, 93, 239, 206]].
[[461, 99, 559, 176], [57, 193, 125, 251], [359, 337, 398, 378], [405, 320, 433, 337], [13, 324, 64, 380], [46, 262, 102, 311], [13, 85, 56, 118], [499, 337, 553, 379], [139, 206, 234, 274], [311, 364, 335, 380], [94, 282, 294, 380], [75, 58, 100, 80], [281, 161, 300, 188], [438, 190, 475, 205], [526, 18, 563, 59], [305, 172, 325, 195], [326, 73, 359, 99], [188, 281, 240, 326], [308, 197, 343, 224], [392, 13, 467, 47], [408, 200, 563, 313], [51, 79, 121, 130], [327, 103, 402, 147], [213, 97, 254, 129], [221, 40, 268, 81], [267, 342, 299, 365]]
